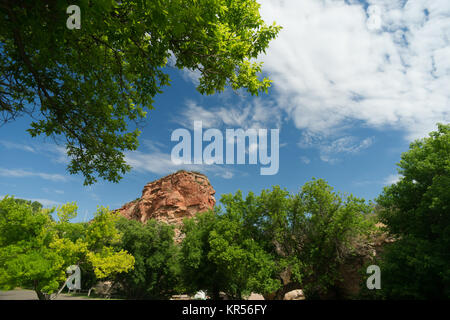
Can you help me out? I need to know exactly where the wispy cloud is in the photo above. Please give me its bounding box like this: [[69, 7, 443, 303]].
[[0, 140, 36, 153], [28, 198, 61, 207], [383, 173, 402, 185], [181, 68, 202, 86], [0, 168, 68, 182], [142, 140, 169, 153], [125, 143, 236, 179], [319, 136, 374, 163], [259, 0, 449, 140], [42, 187, 65, 195], [174, 99, 283, 130], [298, 133, 374, 163], [0, 139, 69, 165], [40, 144, 70, 164]]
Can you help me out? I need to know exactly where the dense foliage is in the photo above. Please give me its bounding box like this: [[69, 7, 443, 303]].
[[10, 198, 43, 213], [114, 218, 181, 299], [0, 197, 134, 299], [181, 179, 375, 299], [181, 210, 280, 299], [376, 123, 450, 299], [0, 0, 280, 185]]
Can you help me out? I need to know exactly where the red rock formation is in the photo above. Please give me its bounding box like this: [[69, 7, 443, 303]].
[[116, 170, 216, 241]]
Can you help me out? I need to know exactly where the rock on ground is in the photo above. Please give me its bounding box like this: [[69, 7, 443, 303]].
[[284, 289, 305, 300]]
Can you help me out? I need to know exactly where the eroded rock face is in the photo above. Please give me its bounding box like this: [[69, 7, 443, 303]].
[[116, 170, 216, 241]]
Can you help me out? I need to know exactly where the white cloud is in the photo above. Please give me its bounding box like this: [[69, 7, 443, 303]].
[[181, 68, 202, 86], [0, 168, 68, 182], [299, 134, 374, 163], [125, 144, 235, 179], [28, 198, 61, 207], [41, 144, 70, 164], [384, 173, 402, 185], [221, 171, 234, 179], [142, 140, 169, 153], [0, 140, 36, 153], [259, 0, 450, 140], [42, 187, 65, 194], [0, 140, 70, 164], [175, 99, 283, 130], [176, 100, 222, 128]]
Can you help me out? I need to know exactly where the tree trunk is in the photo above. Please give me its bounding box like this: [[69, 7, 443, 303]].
[[211, 283, 220, 300], [35, 290, 51, 300], [34, 280, 51, 300]]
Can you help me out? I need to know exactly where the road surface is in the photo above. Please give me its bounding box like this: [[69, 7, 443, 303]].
[[0, 289, 94, 300]]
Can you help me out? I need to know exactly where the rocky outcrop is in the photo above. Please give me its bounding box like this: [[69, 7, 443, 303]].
[[116, 170, 216, 241]]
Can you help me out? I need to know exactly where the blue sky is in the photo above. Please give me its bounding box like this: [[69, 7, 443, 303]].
[[0, 0, 448, 222]]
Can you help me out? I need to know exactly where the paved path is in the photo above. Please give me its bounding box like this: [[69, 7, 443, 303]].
[[0, 289, 93, 300]]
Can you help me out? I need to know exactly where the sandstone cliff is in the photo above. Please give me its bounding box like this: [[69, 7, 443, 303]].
[[116, 170, 216, 241]]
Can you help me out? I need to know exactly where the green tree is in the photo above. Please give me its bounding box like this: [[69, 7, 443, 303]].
[[218, 180, 374, 299], [296, 180, 373, 299], [0, 197, 135, 299], [376, 123, 450, 299], [207, 211, 280, 299], [0, 0, 281, 185], [114, 218, 181, 299], [10, 198, 43, 213], [180, 210, 223, 298], [181, 210, 280, 299]]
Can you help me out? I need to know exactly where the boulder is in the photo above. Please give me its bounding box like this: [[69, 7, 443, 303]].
[[283, 289, 305, 300], [247, 293, 265, 300]]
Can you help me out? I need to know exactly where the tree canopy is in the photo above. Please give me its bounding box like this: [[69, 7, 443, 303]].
[[181, 209, 280, 299], [180, 179, 375, 299], [0, 0, 280, 185], [376, 123, 450, 299], [114, 217, 182, 299], [219, 180, 374, 299], [0, 197, 135, 299]]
